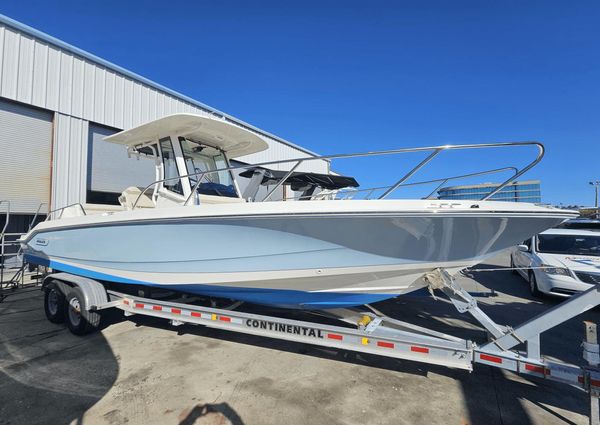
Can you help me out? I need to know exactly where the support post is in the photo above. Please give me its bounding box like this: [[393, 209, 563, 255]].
[[241, 168, 267, 202], [424, 268, 507, 339], [526, 335, 541, 360], [481, 284, 600, 352], [584, 321, 600, 425], [263, 161, 302, 202]]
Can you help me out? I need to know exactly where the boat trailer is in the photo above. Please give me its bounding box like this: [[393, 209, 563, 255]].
[[43, 269, 600, 423]]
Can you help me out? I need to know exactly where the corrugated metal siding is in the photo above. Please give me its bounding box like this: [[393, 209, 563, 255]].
[[0, 26, 19, 100], [31, 40, 47, 107], [0, 20, 328, 210], [52, 113, 88, 210], [0, 98, 52, 213], [0, 23, 326, 168]]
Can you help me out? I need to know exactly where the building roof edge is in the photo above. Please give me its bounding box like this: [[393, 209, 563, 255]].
[[0, 13, 322, 159]]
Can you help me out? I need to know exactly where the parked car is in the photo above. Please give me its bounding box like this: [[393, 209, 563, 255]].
[[510, 228, 600, 297], [556, 218, 600, 230]]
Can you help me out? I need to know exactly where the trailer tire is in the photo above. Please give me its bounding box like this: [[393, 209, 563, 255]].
[[529, 271, 542, 298], [44, 281, 66, 324], [65, 287, 102, 335], [510, 256, 519, 276]]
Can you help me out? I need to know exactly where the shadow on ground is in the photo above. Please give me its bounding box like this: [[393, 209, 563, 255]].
[[0, 252, 594, 425], [178, 402, 244, 425], [0, 292, 119, 425], [126, 256, 593, 425]]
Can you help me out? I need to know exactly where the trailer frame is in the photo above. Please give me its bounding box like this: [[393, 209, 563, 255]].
[[42, 269, 600, 423]]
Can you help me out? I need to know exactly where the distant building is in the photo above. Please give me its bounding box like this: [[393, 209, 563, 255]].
[[437, 180, 542, 203]]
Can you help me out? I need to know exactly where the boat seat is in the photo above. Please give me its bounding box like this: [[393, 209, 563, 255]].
[[119, 187, 156, 210]]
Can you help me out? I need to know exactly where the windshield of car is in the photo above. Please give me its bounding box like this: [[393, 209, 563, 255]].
[[537, 234, 600, 257], [179, 137, 238, 198]]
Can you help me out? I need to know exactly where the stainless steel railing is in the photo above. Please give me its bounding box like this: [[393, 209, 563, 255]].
[[45, 203, 87, 221], [0, 201, 49, 300], [0, 200, 10, 288], [288, 166, 519, 201], [29, 202, 48, 230], [132, 141, 544, 209]]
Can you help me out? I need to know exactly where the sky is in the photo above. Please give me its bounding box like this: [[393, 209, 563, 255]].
[[1, 0, 599, 206]]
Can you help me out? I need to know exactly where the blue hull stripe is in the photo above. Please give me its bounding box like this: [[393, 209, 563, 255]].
[[26, 254, 397, 309]]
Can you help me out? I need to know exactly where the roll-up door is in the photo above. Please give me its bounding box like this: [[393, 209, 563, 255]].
[[87, 123, 155, 203], [0, 99, 52, 214]]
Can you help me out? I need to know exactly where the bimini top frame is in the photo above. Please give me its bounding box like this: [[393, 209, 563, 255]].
[[130, 140, 544, 209]]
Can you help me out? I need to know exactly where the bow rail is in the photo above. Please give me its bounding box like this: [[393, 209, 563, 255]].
[[289, 166, 519, 201], [132, 141, 544, 209]]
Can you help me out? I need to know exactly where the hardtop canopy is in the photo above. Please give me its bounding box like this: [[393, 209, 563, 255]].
[[104, 113, 269, 158]]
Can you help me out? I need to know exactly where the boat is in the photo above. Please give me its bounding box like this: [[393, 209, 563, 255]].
[[21, 114, 577, 309]]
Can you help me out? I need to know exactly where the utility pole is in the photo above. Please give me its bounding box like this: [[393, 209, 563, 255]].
[[591, 181, 600, 219]]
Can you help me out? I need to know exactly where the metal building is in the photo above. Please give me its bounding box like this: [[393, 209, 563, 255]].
[[0, 14, 327, 228], [437, 180, 542, 203]]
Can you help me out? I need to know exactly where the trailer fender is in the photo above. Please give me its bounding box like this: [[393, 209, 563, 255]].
[[42, 272, 108, 310]]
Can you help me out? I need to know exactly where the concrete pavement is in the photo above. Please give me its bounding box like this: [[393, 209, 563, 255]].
[[0, 253, 596, 425]]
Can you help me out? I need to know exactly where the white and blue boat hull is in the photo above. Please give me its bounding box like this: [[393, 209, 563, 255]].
[[22, 201, 574, 309]]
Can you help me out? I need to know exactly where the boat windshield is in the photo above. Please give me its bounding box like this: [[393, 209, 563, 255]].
[[537, 234, 600, 257], [179, 137, 238, 198]]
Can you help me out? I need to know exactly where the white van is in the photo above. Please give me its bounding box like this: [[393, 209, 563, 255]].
[[510, 228, 600, 297]]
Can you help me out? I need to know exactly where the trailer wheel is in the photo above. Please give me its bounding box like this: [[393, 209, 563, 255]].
[[65, 287, 101, 335], [44, 282, 66, 323], [510, 256, 519, 275]]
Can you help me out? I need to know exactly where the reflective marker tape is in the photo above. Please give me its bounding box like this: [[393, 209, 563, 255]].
[[327, 333, 343, 341], [480, 354, 502, 364], [525, 364, 545, 374], [191, 312, 201, 318], [577, 375, 600, 387], [411, 346, 429, 354], [219, 316, 231, 322], [171, 308, 181, 314], [135, 303, 144, 309], [152, 305, 162, 311], [377, 341, 394, 349]]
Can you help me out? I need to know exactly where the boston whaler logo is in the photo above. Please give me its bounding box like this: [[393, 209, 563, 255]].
[[35, 238, 49, 246], [246, 319, 324, 339]]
